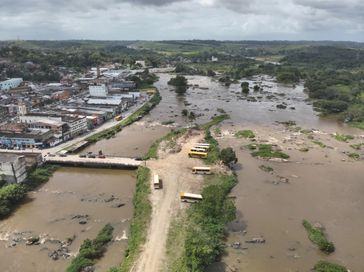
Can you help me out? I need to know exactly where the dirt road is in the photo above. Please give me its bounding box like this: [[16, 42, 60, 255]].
[[131, 132, 205, 272]]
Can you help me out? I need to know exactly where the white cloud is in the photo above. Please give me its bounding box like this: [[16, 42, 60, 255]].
[[0, 0, 362, 41]]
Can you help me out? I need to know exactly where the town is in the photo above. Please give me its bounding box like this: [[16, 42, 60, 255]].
[[0, 64, 157, 151]]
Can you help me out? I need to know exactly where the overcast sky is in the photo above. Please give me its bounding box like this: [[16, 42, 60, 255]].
[[0, 0, 363, 41]]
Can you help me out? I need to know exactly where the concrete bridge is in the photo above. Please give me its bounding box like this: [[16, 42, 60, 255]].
[[44, 155, 143, 170]]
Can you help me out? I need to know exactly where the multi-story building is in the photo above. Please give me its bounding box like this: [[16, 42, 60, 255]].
[[0, 123, 54, 148], [89, 84, 108, 97], [20, 116, 69, 144], [0, 153, 27, 183], [0, 78, 23, 91]]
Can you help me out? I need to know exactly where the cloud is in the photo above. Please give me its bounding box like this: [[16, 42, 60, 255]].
[[0, 0, 363, 41]]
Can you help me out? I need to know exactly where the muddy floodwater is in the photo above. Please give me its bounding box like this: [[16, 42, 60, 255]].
[[0, 73, 363, 271], [0, 168, 135, 272]]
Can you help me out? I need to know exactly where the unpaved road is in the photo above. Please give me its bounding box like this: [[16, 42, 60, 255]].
[[131, 132, 205, 272]]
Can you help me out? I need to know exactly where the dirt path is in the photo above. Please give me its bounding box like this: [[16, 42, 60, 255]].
[[131, 132, 205, 272]]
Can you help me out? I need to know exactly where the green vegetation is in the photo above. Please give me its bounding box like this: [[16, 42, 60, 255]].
[[175, 174, 238, 271], [0, 183, 27, 218], [112, 167, 151, 272], [313, 261, 348, 272], [199, 114, 230, 131], [250, 144, 290, 159], [350, 143, 364, 150], [348, 152, 360, 160], [86, 91, 161, 143], [299, 147, 310, 152], [67, 224, 114, 272], [144, 128, 187, 160], [220, 147, 238, 166], [235, 129, 255, 139], [214, 127, 221, 136], [165, 214, 189, 272], [204, 130, 220, 164], [302, 220, 335, 254], [259, 165, 274, 172], [168, 75, 188, 94], [334, 133, 354, 142], [352, 121, 364, 130], [161, 120, 175, 125], [312, 140, 327, 148], [0, 164, 57, 219], [27, 164, 59, 187]]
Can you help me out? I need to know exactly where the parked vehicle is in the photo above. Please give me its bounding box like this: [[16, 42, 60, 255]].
[[79, 154, 87, 158]]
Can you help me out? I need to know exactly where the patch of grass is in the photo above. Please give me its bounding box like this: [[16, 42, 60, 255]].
[[351, 121, 364, 130], [214, 127, 221, 136], [27, 164, 59, 187], [165, 214, 189, 272], [205, 130, 220, 164], [313, 260, 348, 272], [259, 165, 274, 172], [67, 224, 114, 272], [235, 130, 255, 139], [302, 220, 335, 254], [334, 133, 354, 142], [144, 128, 187, 160], [300, 129, 313, 135], [251, 144, 290, 159], [312, 140, 326, 148], [350, 143, 364, 150], [199, 114, 230, 131], [299, 147, 310, 152], [348, 152, 360, 160], [161, 120, 175, 125], [112, 166, 152, 272]]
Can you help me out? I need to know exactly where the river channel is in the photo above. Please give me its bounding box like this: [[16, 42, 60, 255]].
[[0, 73, 363, 271]]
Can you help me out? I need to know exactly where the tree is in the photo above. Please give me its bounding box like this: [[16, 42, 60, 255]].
[[253, 85, 260, 92], [220, 147, 238, 166], [168, 75, 188, 94], [241, 81, 250, 94], [181, 109, 188, 116]]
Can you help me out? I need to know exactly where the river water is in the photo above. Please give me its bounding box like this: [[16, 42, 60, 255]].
[[0, 73, 362, 271]]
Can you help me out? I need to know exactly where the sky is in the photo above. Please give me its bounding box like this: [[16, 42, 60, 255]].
[[0, 0, 363, 41]]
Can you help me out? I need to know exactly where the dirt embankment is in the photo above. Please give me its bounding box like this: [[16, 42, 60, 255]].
[[131, 130, 206, 272]]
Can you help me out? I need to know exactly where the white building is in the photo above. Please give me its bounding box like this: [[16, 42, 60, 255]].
[[0, 78, 23, 91], [135, 60, 146, 68], [89, 84, 108, 97], [0, 154, 27, 183]]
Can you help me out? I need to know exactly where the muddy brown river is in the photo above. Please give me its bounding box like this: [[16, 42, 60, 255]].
[[0, 73, 363, 271]]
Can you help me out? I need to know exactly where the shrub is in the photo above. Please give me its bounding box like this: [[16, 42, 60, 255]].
[[251, 144, 289, 159], [334, 133, 354, 142], [313, 260, 347, 272], [235, 130, 255, 139], [67, 224, 114, 272], [220, 147, 238, 166], [302, 220, 335, 254]]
